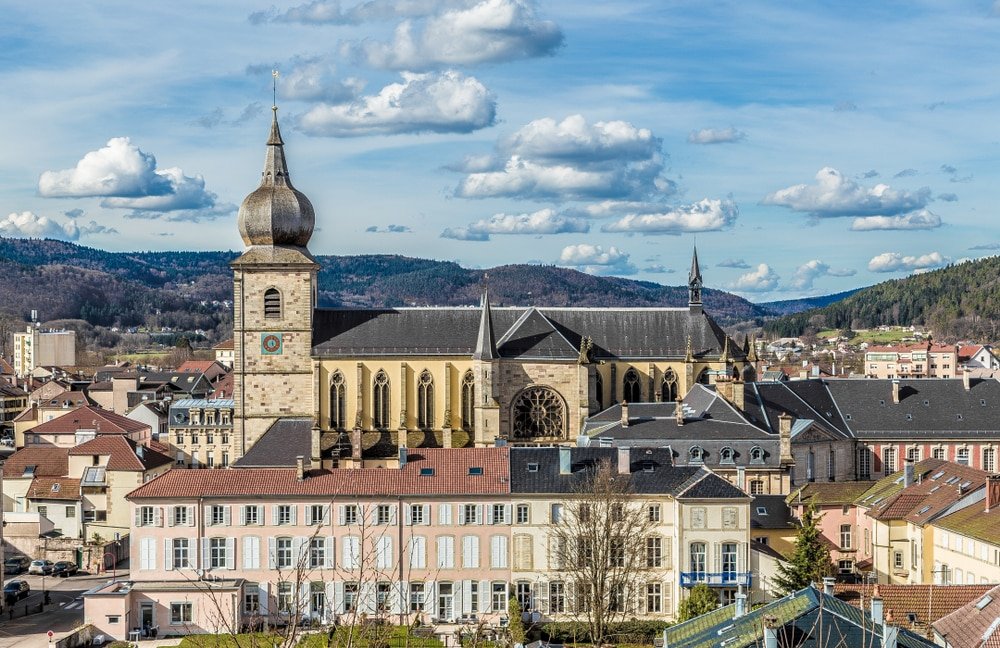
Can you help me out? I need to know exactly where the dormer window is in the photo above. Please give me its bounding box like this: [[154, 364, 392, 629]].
[[720, 447, 735, 465], [689, 446, 705, 464], [749, 446, 765, 465], [264, 288, 282, 319]]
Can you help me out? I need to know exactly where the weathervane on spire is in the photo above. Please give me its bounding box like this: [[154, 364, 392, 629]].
[[272, 69, 280, 111]]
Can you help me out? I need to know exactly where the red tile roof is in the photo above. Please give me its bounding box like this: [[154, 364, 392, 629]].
[[2, 447, 69, 478], [27, 477, 81, 501], [837, 583, 993, 639], [213, 339, 234, 350], [211, 373, 234, 399], [867, 460, 990, 524], [958, 345, 983, 360], [38, 389, 91, 409], [69, 436, 173, 472], [933, 584, 1000, 648], [177, 360, 220, 373], [27, 405, 150, 436], [128, 448, 510, 499]]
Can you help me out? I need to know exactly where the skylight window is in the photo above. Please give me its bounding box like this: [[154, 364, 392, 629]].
[[918, 506, 930, 514], [756, 507, 768, 516], [51, 483, 61, 493], [976, 595, 992, 610], [930, 486, 940, 493], [419, 467, 434, 477], [527, 463, 539, 473], [931, 471, 945, 480], [946, 476, 960, 485], [23, 465, 36, 477], [468, 467, 483, 476], [960, 481, 971, 489]]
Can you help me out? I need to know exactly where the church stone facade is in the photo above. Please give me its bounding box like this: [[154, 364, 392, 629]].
[[232, 111, 753, 464]]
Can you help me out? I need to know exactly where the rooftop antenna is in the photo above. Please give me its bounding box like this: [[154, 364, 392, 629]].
[[272, 69, 279, 111]]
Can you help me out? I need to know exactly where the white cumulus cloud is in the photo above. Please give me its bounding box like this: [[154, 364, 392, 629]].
[[850, 209, 942, 231], [441, 208, 589, 241], [278, 56, 363, 103], [762, 167, 932, 218], [687, 127, 746, 144], [250, 0, 472, 25], [38, 138, 220, 215], [557, 243, 636, 276], [600, 198, 737, 235], [729, 263, 780, 292], [0, 211, 117, 241], [298, 71, 496, 136], [455, 115, 668, 201], [867, 251, 949, 273], [789, 260, 856, 290], [354, 0, 563, 69]]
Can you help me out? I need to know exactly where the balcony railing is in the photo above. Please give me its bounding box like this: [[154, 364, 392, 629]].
[[680, 571, 752, 588]]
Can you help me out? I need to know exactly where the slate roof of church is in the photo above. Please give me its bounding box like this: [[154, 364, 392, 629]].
[[232, 417, 313, 468], [311, 306, 740, 361]]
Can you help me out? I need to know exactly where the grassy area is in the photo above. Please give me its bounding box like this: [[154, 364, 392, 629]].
[[177, 634, 285, 648], [298, 626, 445, 648], [816, 328, 917, 344]]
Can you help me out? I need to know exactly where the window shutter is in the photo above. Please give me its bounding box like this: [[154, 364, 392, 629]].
[[462, 580, 473, 615], [202, 538, 210, 570], [188, 506, 196, 527], [406, 505, 414, 525], [479, 580, 491, 613], [713, 543, 721, 572], [204, 505, 212, 526], [134, 507, 141, 527], [423, 581, 436, 614], [259, 582, 270, 616], [503, 504, 511, 525], [290, 505, 298, 526], [295, 536, 308, 565], [273, 505, 280, 526], [325, 582, 337, 621], [538, 581, 550, 614], [486, 505, 495, 525], [393, 581, 407, 616], [423, 506, 431, 526], [338, 505, 346, 526], [326, 537, 336, 569], [239, 506, 246, 526], [439, 504, 452, 525], [305, 506, 313, 526], [167, 507, 175, 527], [164, 538, 174, 570], [268, 537, 277, 569], [333, 581, 345, 615], [664, 538, 672, 568], [226, 538, 236, 570], [243, 536, 256, 570], [224, 506, 231, 526], [323, 505, 332, 526], [390, 505, 397, 525], [476, 504, 484, 525]]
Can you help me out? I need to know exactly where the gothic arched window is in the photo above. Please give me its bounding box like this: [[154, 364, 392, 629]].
[[264, 288, 282, 319], [594, 371, 604, 409], [417, 370, 434, 430], [372, 370, 390, 429], [330, 371, 346, 430], [461, 370, 475, 431], [696, 369, 710, 385], [660, 368, 678, 402], [512, 387, 565, 439], [623, 368, 641, 403]]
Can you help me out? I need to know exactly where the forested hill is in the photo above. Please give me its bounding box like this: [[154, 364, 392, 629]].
[[0, 238, 771, 332], [759, 289, 863, 316], [764, 256, 1000, 340]]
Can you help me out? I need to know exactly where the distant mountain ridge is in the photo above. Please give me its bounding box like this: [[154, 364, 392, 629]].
[[0, 238, 773, 334], [764, 256, 1000, 341], [760, 289, 864, 316]]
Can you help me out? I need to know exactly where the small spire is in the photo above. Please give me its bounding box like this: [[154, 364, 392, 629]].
[[688, 245, 703, 311], [474, 282, 497, 360], [685, 335, 694, 362], [720, 336, 730, 363], [689, 245, 702, 284], [747, 335, 759, 363]]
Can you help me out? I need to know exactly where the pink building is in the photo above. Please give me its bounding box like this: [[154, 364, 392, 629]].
[[85, 448, 513, 639], [865, 343, 958, 379]]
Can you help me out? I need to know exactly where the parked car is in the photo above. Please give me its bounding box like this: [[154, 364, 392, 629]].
[[3, 556, 30, 575], [3, 580, 30, 603], [52, 561, 79, 577], [28, 560, 54, 575]]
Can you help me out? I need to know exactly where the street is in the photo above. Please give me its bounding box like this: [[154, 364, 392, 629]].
[[0, 569, 126, 648]]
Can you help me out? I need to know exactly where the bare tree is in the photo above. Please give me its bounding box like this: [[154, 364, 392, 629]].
[[548, 459, 656, 645]]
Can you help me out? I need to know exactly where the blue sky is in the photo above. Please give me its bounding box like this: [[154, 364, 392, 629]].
[[2, 1, 999, 301]]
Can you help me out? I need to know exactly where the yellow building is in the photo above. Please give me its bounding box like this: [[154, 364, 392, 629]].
[[231, 111, 752, 464]]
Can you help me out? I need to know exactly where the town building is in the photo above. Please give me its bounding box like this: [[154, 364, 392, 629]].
[[787, 480, 877, 577], [0, 381, 28, 438], [13, 388, 93, 447], [958, 344, 999, 371], [22, 405, 152, 448], [12, 326, 76, 377], [213, 339, 234, 368], [166, 398, 235, 467], [933, 583, 1000, 648], [864, 343, 959, 379], [927, 475, 1000, 586]]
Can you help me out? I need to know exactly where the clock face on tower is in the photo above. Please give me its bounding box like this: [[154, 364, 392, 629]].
[[260, 332, 284, 355]]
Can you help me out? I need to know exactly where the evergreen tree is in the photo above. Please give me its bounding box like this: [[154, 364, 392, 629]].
[[508, 597, 526, 645], [773, 501, 833, 594], [677, 583, 719, 621]]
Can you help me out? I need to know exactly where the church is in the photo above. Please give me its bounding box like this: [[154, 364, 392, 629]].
[[230, 110, 753, 467]]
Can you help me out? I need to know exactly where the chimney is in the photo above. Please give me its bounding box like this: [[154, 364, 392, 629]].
[[891, 380, 900, 404], [903, 460, 914, 488], [763, 615, 779, 648], [617, 446, 630, 475], [399, 446, 408, 469], [351, 429, 362, 463], [442, 427, 453, 449], [559, 446, 572, 475], [822, 576, 835, 596], [985, 475, 1000, 513], [734, 592, 746, 618], [778, 412, 794, 465], [576, 434, 590, 447], [736, 466, 746, 491], [963, 369, 971, 391], [871, 594, 884, 626], [675, 397, 685, 427], [295, 455, 305, 481], [883, 624, 899, 648], [620, 401, 629, 428]]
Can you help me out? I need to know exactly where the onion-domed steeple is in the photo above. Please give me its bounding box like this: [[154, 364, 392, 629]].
[[237, 107, 315, 248]]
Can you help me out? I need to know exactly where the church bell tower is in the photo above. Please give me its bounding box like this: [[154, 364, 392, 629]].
[[231, 107, 319, 457]]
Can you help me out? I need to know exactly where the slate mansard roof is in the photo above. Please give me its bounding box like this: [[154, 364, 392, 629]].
[[508, 446, 748, 499], [312, 305, 742, 361]]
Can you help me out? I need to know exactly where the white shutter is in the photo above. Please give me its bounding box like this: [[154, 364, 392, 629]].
[[305, 506, 314, 526], [423, 505, 431, 526], [239, 506, 246, 526], [538, 581, 549, 614], [256, 505, 264, 526], [167, 507, 175, 527], [294, 536, 308, 568], [338, 505, 346, 526], [226, 538, 236, 570], [290, 505, 298, 526], [454, 583, 464, 621], [188, 506, 196, 527], [713, 543, 722, 573], [462, 580, 473, 615], [224, 506, 232, 527], [268, 537, 277, 569], [204, 505, 212, 526], [406, 505, 414, 525], [326, 582, 337, 622], [479, 580, 491, 613], [243, 536, 259, 570], [392, 581, 407, 616], [462, 536, 480, 568], [476, 504, 484, 525], [333, 581, 345, 615], [259, 582, 270, 616], [139, 538, 149, 570], [154, 507, 163, 527], [272, 505, 280, 526], [376, 536, 392, 570], [323, 505, 332, 526], [164, 539, 174, 571], [410, 536, 426, 569], [439, 504, 452, 525], [134, 507, 141, 528], [486, 505, 495, 525], [504, 504, 512, 525], [492, 535, 509, 569], [390, 505, 398, 525], [423, 581, 436, 614], [202, 538, 210, 570]]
